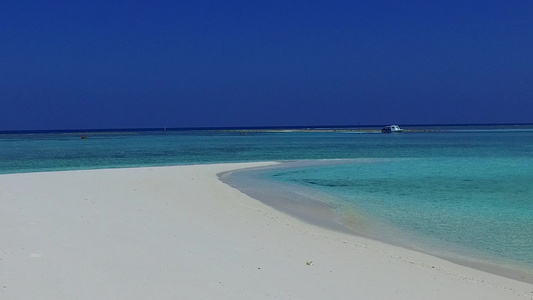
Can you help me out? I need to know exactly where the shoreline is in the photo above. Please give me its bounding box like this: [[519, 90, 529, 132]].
[[220, 160, 533, 284], [1, 163, 532, 299]]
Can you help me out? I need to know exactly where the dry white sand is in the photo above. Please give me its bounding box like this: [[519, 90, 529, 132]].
[[1, 162, 532, 299]]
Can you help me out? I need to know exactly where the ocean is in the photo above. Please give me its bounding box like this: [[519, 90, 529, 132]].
[[1, 124, 532, 281]]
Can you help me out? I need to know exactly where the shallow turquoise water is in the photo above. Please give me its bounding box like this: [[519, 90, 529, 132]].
[[1, 126, 533, 276], [265, 157, 533, 272]]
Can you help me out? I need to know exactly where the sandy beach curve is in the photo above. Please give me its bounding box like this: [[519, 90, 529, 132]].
[[1, 162, 532, 299]]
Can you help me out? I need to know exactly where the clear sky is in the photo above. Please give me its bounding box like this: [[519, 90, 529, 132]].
[[1, 1, 532, 130]]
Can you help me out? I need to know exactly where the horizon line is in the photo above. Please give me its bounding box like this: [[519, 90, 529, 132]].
[[1, 122, 533, 135]]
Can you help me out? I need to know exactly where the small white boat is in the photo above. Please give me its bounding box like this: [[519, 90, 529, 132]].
[[381, 125, 403, 133]]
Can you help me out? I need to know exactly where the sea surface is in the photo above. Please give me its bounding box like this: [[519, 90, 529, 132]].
[[1, 124, 533, 280]]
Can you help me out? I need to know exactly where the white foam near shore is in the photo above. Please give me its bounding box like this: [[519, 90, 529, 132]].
[[1, 162, 532, 299]]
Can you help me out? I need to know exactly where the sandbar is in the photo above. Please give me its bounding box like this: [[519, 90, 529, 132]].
[[1, 162, 532, 299]]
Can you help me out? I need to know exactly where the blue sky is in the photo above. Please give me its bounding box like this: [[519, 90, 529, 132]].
[[1, 1, 532, 130]]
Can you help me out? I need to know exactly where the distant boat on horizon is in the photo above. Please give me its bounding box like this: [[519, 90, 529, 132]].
[[381, 125, 403, 133]]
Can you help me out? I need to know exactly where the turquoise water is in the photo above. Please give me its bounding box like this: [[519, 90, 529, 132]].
[[1, 126, 533, 278], [2, 126, 531, 174], [265, 157, 533, 273]]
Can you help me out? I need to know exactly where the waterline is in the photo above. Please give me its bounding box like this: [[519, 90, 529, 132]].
[[221, 159, 533, 283]]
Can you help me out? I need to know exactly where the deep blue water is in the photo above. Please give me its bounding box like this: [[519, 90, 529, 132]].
[[1, 125, 533, 278]]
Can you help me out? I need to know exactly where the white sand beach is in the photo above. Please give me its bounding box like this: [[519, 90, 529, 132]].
[[1, 162, 532, 299]]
